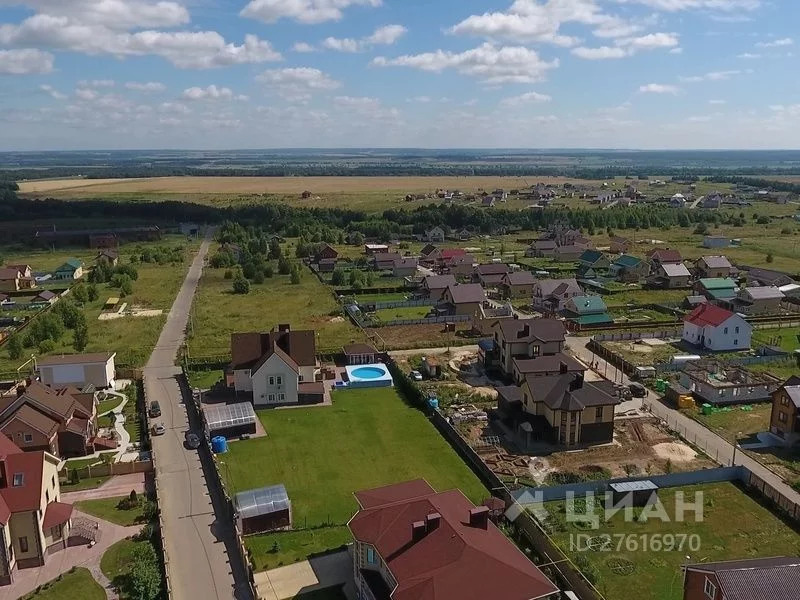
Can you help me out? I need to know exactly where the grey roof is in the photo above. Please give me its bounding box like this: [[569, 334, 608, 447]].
[[497, 318, 566, 344], [475, 263, 511, 276], [661, 263, 691, 277], [503, 271, 537, 286], [700, 255, 732, 269], [423, 274, 456, 289], [535, 278, 580, 297], [609, 480, 658, 492], [744, 286, 784, 300], [745, 267, 794, 286], [524, 373, 619, 412], [784, 378, 800, 408], [513, 353, 585, 375], [204, 402, 257, 432], [234, 484, 290, 519], [446, 284, 486, 304], [686, 556, 800, 600]]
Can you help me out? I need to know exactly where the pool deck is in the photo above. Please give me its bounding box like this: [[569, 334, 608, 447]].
[[343, 363, 394, 389]]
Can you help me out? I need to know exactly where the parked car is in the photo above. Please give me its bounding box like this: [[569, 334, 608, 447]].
[[148, 401, 161, 418], [185, 432, 200, 449], [629, 382, 647, 398], [410, 370, 423, 381], [152, 423, 166, 436]]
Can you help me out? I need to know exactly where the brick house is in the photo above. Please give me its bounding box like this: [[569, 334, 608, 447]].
[[769, 376, 800, 446], [348, 479, 558, 600], [499, 270, 537, 299]]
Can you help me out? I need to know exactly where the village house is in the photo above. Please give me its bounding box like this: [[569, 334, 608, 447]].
[[499, 270, 537, 299], [342, 343, 379, 366], [646, 248, 683, 273], [473, 263, 512, 288], [95, 249, 119, 266], [525, 239, 557, 258], [743, 266, 795, 288], [418, 244, 437, 264], [316, 244, 339, 261], [32, 291, 57, 305], [434, 248, 466, 268], [444, 254, 476, 278], [364, 243, 389, 256], [532, 278, 582, 313], [373, 252, 402, 271], [553, 245, 584, 262], [576, 250, 610, 279], [481, 196, 496, 208], [512, 353, 585, 386], [682, 303, 752, 351], [769, 376, 800, 446], [724, 285, 785, 315], [392, 257, 419, 278], [563, 295, 612, 327], [682, 557, 800, 600], [0, 436, 73, 584], [348, 479, 559, 600], [0, 266, 36, 292], [609, 236, 631, 253], [229, 325, 323, 406], [695, 255, 733, 279], [489, 318, 566, 378], [648, 262, 692, 289], [317, 258, 338, 273], [419, 274, 456, 301], [441, 284, 486, 316], [36, 352, 116, 389], [701, 194, 723, 209], [609, 254, 649, 283], [694, 277, 737, 302], [0, 382, 100, 458], [52, 259, 83, 280], [670, 193, 686, 207], [679, 360, 781, 406], [497, 370, 620, 448], [422, 227, 445, 243]]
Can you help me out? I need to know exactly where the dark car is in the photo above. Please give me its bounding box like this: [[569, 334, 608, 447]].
[[185, 432, 201, 449], [629, 382, 647, 398], [148, 401, 161, 418]]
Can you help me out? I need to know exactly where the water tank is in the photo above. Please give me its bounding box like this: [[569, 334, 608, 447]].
[[427, 397, 439, 410], [211, 436, 228, 454]]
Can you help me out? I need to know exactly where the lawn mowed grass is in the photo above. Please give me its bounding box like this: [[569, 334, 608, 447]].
[[21, 567, 105, 600], [187, 368, 223, 390], [224, 388, 487, 569], [686, 403, 772, 443], [245, 526, 352, 572], [753, 326, 800, 352], [61, 474, 112, 492], [97, 395, 124, 415], [189, 262, 365, 357], [546, 482, 800, 600], [75, 495, 147, 526]]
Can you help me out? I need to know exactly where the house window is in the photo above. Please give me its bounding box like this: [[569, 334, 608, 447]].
[[735, 326, 740, 333], [704, 577, 717, 598], [268, 376, 275, 386], [19, 537, 28, 553], [50, 526, 62, 540], [23, 433, 33, 444], [783, 395, 791, 406], [276, 376, 283, 386], [268, 394, 276, 402], [724, 327, 728, 334], [595, 407, 603, 419], [12, 473, 23, 487], [45, 490, 49, 503], [366, 546, 377, 565], [278, 393, 286, 402], [532, 345, 540, 356], [52, 475, 55, 488], [779, 411, 788, 423], [734, 339, 738, 346]]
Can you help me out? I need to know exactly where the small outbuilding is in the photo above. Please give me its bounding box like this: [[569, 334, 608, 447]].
[[342, 343, 378, 365], [203, 402, 257, 439], [609, 480, 659, 507], [234, 484, 292, 535]]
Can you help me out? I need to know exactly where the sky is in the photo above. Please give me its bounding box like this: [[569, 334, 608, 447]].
[[0, 0, 797, 150]]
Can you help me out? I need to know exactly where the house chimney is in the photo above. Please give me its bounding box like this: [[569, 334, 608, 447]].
[[412, 520, 427, 542], [469, 506, 489, 529], [278, 324, 291, 333], [569, 372, 585, 391], [559, 361, 568, 374], [425, 512, 441, 532], [518, 324, 530, 339]]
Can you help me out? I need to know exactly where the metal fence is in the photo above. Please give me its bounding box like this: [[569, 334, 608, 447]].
[[592, 328, 681, 342]]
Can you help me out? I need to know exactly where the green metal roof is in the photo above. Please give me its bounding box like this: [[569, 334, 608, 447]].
[[699, 277, 736, 289], [56, 258, 82, 271], [613, 254, 642, 268], [570, 295, 608, 314], [573, 313, 614, 325], [579, 249, 605, 264], [708, 288, 736, 300]]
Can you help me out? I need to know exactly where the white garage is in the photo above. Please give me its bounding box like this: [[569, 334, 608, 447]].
[[37, 352, 117, 389]]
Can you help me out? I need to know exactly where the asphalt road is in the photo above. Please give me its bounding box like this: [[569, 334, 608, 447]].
[[145, 231, 253, 600]]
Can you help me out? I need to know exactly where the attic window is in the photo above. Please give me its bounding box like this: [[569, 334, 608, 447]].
[[12, 473, 23, 487]]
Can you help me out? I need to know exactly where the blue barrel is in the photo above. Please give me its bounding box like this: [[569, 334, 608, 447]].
[[427, 397, 439, 410], [211, 436, 228, 454]]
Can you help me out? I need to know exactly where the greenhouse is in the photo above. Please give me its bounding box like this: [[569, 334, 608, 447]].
[[234, 484, 292, 534], [203, 401, 257, 439]]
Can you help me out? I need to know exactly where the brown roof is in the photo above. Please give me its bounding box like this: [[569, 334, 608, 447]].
[[445, 284, 486, 305], [43, 501, 73, 529], [7, 405, 59, 438], [646, 248, 682, 263], [36, 290, 57, 301], [497, 318, 566, 344], [524, 373, 620, 412], [502, 271, 537, 286], [475, 263, 511, 276], [513, 353, 586, 376], [343, 343, 377, 356], [37, 352, 115, 366], [0, 268, 21, 280], [65, 416, 90, 436], [422, 275, 456, 290], [1, 450, 46, 513], [231, 326, 316, 371], [349, 480, 558, 600], [686, 557, 800, 600], [19, 382, 79, 420], [0, 434, 22, 459]]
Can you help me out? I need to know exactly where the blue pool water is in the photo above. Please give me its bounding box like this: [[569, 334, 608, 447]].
[[350, 366, 386, 379]]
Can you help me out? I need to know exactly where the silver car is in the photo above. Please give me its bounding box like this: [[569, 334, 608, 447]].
[[152, 423, 166, 436]]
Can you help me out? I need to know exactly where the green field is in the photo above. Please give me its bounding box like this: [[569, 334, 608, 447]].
[[188, 260, 365, 357], [546, 482, 800, 600], [21, 568, 105, 600], [753, 326, 800, 352], [373, 305, 432, 322], [75, 495, 147, 527], [687, 403, 773, 443], [223, 387, 487, 568]]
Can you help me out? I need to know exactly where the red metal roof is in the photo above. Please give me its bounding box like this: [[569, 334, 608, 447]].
[[440, 248, 466, 260], [349, 480, 558, 600], [1, 450, 45, 513], [685, 303, 735, 327], [43, 501, 73, 529]]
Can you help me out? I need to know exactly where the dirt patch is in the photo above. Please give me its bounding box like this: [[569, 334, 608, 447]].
[[652, 442, 698, 462], [328, 316, 345, 323]]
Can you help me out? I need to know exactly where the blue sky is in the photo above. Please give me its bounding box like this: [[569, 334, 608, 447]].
[[0, 0, 796, 150]]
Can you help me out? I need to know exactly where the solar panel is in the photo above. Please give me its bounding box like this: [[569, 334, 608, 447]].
[[234, 484, 290, 519], [204, 402, 257, 431]]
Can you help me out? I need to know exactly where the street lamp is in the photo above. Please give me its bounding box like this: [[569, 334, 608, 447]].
[[731, 431, 743, 466]]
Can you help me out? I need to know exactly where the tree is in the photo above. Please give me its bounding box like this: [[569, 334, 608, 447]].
[[693, 222, 708, 235], [7, 336, 23, 360], [330, 268, 346, 286], [73, 324, 89, 352], [232, 275, 250, 295], [120, 278, 133, 297], [130, 543, 162, 600], [38, 339, 55, 354], [269, 238, 282, 260], [87, 283, 99, 302], [349, 231, 365, 246], [72, 283, 89, 304], [264, 264, 274, 278], [278, 257, 291, 275], [766, 252, 774, 263], [290, 268, 301, 285], [252, 270, 265, 284]]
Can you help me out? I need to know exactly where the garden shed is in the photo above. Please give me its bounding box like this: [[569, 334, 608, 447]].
[[203, 402, 257, 439], [234, 484, 292, 535], [609, 480, 659, 507]]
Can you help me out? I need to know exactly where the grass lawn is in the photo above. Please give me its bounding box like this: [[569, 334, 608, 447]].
[[120, 385, 142, 445], [61, 474, 111, 492], [187, 369, 223, 390], [63, 451, 116, 471], [546, 482, 800, 600], [245, 526, 351, 572], [21, 567, 105, 600], [222, 388, 487, 568], [97, 395, 124, 415], [294, 586, 348, 600], [188, 261, 365, 357], [75, 495, 147, 526], [686, 403, 772, 443], [605, 289, 688, 307], [753, 326, 800, 352], [373, 305, 432, 322], [100, 537, 161, 599], [351, 292, 410, 303]]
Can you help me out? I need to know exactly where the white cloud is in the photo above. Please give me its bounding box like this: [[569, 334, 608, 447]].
[[334, 95, 381, 109], [125, 81, 166, 92], [257, 67, 340, 100], [159, 101, 190, 114], [39, 83, 65, 99], [181, 85, 241, 100], [372, 42, 558, 84], [406, 96, 431, 103], [79, 79, 115, 87], [323, 24, 407, 53], [708, 99, 726, 104], [638, 83, 679, 94], [0, 0, 191, 29], [500, 91, 552, 106], [572, 46, 627, 59], [680, 70, 741, 82], [0, 48, 53, 74], [757, 37, 793, 48], [615, 0, 761, 11], [240, 0, 381, 24], [292, 42, 315, 53], [737, 52, 761, 59], [573, 31, 678, 59], [75, 87, 98, 100], [669, 47, 683, 54]]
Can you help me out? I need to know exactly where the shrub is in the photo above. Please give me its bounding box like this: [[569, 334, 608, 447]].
[[232, 276, 250, 295], [223, 269, 233, 280]]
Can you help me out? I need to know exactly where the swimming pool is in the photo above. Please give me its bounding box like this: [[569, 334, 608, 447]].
[[344, 363, 394, 388]]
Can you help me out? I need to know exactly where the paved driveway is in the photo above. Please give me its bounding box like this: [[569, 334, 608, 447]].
[[254, 549, 354, 600]]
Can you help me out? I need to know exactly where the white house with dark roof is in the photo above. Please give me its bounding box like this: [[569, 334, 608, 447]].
[[36, 352, 116, 389], [532, 278, 581, 312]]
